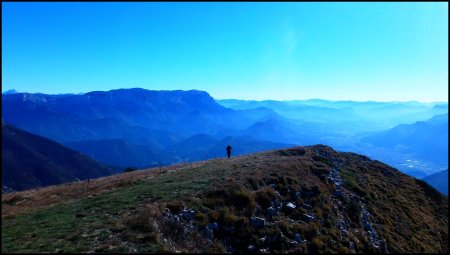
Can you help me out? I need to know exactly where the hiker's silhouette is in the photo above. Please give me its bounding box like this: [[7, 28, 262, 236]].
[[226, 145, 232, 159]]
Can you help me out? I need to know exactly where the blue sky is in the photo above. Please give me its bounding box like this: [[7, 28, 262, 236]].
[[2, 2, 448, 101]]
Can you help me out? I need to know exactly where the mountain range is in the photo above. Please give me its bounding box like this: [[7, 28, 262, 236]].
[[2, 88, 448, 192]]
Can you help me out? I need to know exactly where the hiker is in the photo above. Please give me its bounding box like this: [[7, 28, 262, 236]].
[[226, 145, 232, 159]]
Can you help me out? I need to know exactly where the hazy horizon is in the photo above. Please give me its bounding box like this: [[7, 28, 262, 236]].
[[2, 2, 448, 102], [2, 87, 448, 104]]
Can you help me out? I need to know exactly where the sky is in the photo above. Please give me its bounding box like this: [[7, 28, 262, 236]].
[[2, 2, 448, 101]]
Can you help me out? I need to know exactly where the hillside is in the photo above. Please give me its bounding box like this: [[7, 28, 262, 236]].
[[362, 114, 448, 165], [65, 139, 171, 169], [2, 145, 447, 253], [2, 123, 115, 192], [423, 169, 448, 195]]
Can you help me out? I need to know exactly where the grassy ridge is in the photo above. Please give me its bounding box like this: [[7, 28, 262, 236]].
[[2, 145, 448, 253]]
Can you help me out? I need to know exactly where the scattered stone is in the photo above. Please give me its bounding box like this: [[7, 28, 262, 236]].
[[251, 216, 266, 228], [302, 203, 312, 210], [181, 208, 195, 222], [302, 214, 315, 222], [207, 222, 219, 231], [259, 237, 267, 244], [294, 233, 302, 243], [334, 189, 342, 197], [286, 202, 296, 210], [349, 242, 355, 250], [266, 207, 279, 218]]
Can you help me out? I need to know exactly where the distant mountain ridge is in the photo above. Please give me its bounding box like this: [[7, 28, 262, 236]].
[[362, 113, 448, 166], [2, 89, 18, 95], [423, 169, 448, 195]]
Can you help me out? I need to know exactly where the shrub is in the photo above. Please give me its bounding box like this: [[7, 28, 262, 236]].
[[246, 177, 259, 190], [255, 187, 277, 209], [228, 188, 255, 211], [123, 205, 160, 234], [347, 200, 361, 226], [207, 210, 220, 221], [310, 237, 325, 252], [124, 167, 137, 173], [165, 201, 184, 214]]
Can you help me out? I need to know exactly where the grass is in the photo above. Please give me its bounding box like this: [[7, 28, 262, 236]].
[[2, 145, 448, 253]]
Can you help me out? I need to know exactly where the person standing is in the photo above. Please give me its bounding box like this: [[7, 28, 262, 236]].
[[226, 145, 232, 159]]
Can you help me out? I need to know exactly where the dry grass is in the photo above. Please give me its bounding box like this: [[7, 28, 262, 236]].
[[1, 161, 207, 218], [2, 145, 448, 253]]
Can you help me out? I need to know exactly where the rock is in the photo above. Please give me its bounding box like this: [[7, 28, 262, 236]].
[[286, 202, 296, 210], [302, 203, 312, 210], [207, 222, 219, 231], [334, 189, 342, 197], [302, 214, 315, 222], [163, 208, 171, 215], [247, 244, 256, 253], [271, 200, 282, 209], [181, 208, 195, 221], [266, 207, 279, 218], [364, 223, 373, 231], [259, 237, 267, 244], [251, 216, 266, 228], [294, 233, 302, 243], [349, 242, 355, 250]]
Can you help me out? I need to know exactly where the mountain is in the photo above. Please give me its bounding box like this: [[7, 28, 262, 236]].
[[216, 99, 448, 134], [2, 123, 115, 192], [2, 89, 18, 95], [362, 113, 448, 167], [423, 169, 448, 195], [2, 145, 447, 253], [1, 88, 255, 141], [64, 139, 174, 169]]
